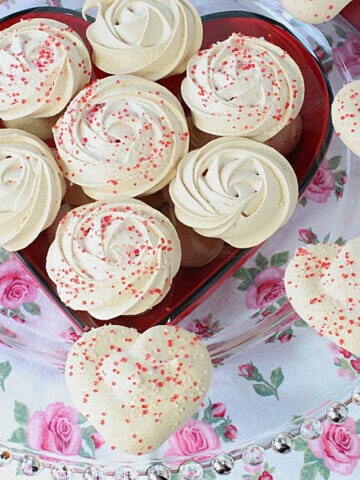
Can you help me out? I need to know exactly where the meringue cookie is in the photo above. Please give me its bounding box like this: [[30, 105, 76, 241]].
[[331, 79, 360, 157], [0, 129, 65, 251], [0, 18, 92, 136], [169, 137, 298, 248], [65, 324, 212, 455], [46, 197, 181, 319], [280, 0, 352, 24], [53, 74, 189, 200], [181, 33, 305, 142], [285, 238, 360, 355], [82, 0, 202, 80]]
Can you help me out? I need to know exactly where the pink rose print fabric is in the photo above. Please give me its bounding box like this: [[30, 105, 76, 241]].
[[165, 400, 238, 460], [308, 418, 360, 476], [0, 259, 38, 310], [300, 156, 346, 206], [9, 400, 105, 459], [245, 267, 285, 310], [333, 31, 360, 80], [27, 402, 82, 456], [165, 418, 221, 458]]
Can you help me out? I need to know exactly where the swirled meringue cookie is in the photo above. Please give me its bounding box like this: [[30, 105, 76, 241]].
[[53, 74, 189, 200], [280, 0, 352, 24], [285, 238, 360, 355], [82, 0, 202, 80], [169, 137, 298, 248], [46, 197, 181, 319], [331, 79, 360, 157], [0, 18, 92, 139], [181, 33, 305, 142], [0, 129, 65, 251]]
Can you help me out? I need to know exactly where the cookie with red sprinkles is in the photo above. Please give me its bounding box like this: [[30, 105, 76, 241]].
[[181, 32, 304, 143], [45, 196, 181, 319], [332, 79, 360, 157], [65, 324, 212, 455], [0, 18, 92, 140], [280, 0, 352, 24], [284, 238, 360, 355]]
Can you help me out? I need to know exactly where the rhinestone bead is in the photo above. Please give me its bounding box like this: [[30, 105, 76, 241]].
[[327, 402, 348, 424], [242, 444, 265, 465], [352, 385, 360, 405], [114, 465, 139, 480], [147, 464, 172, 480], [20, 455, 42, 476], [271, 433, 295, 454], [211, 454, 235, 475], [179, 460, 203, 480], [50, 461, 75, 480], [82, 465, 106, 480], [0, 444, 12, 467], [300, 418, 323, 440]]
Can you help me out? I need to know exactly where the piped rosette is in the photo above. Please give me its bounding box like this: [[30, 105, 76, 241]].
[[181, 33, 305, 143], [0, 129, 65, 251], [46, 197, 181, 319], [53, 74, 190, 200], [284, 238, 360, 355], [0, 18, 92, 131], [169, 137, 298, 248], [82, 0, 203, 80]]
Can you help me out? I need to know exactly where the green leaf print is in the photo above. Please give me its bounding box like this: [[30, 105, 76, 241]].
[[334, 25, 348, 39], [270, 251, 289, 267], [294, 436, 308, 451], [270, 366, 284, 389], [78, 412, 88, 424], [253, 383, 275, 397], [14, 401, 30, 425], [255, 252, 269, 270], [300, 462, 318, 480], [318, 461, 331, 480], [233, 267, 259, 291], [8, 426, 27, 445], [0, 248, 11, 264], [23, 302, 41, 316], [328, 155, 342, 170], [304, 448, 319, 464], [0, 361, 12, 391], [81, 425, 98, 458]]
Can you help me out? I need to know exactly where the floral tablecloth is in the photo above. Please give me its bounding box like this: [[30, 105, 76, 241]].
[[0, 0, 360, 479]]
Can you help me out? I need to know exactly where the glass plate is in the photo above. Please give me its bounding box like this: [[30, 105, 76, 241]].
[[4, 6, 333, 340], [1, 313, 359, 478]]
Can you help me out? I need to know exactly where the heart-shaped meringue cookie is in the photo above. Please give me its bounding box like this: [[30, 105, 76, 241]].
[[280, 0, 352, 24], [65, 324, 212, 455], [284, 238, 360, 355], [332, 79, 360, 157]]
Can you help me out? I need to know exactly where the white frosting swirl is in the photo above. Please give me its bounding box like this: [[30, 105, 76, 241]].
[[169, 137, 298, 248], [181, 33, 305, 142], [0, 129, 65, 251], [82, 0, 202, 80], [46, 197, 181, 319], [53, 74, 189, 199], [0, 18, 92, 121]]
